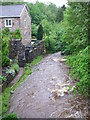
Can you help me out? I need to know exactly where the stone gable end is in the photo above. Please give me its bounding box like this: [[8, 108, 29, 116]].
[[20, 6, 31, 46]]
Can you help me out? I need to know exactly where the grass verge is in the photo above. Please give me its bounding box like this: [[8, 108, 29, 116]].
[[30, 55, 43, 66]]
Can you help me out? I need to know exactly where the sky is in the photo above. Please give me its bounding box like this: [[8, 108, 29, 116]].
[[24, 0, 68, 7]]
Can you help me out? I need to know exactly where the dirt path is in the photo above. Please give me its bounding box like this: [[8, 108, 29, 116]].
[[9, 52, 88, 118]]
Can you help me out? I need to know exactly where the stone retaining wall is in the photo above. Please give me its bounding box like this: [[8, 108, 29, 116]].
[[9, 39, 46, 67], [1, 40, 46, 91], [0, 70, 18, 92], [18, 40, 46, 67]]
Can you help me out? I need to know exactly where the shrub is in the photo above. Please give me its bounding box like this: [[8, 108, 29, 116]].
[[12, 29, 22, 39], [48, 35, 56, 52], [61, 3, 88, 55], [6, 69, 15, 77], [2, 28, 22, 67], [10, 63, 19, 73], [66, 47, 89, 97], [6, 63, 19, 76], [2, 113, 18, 120], [42, 20, 67, 53], [0, 76, 6, 83], [60, 3, 89, 97], [31, 23, 38, 38], [2, 28, 10, 36], [2, 29, 10, 67], [25, 64, 32, 75], [2, 56, 10, 67]]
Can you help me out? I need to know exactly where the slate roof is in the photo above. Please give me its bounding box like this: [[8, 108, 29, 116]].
[[0, 4, 25, 18]]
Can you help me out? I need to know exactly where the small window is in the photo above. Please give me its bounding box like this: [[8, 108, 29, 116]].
[[24, 20, 26, 28], [6, 20, 8, 26], [24, 32, 27, 40], [9, 20, 11, 26], [5, 19, 12, 27]]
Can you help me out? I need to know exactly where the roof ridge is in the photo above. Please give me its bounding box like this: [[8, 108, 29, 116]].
[[0, 4, 25, 6]]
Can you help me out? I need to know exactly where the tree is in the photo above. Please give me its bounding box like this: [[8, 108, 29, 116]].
[[41, 19, 52, 36], [61, 2, 89, 96], [31, 23, 38, 38], [61, 5, 66, 11], [62, 2, 88, 54], [37, 24, 43, 40], [27, 2, 58, 25], [56, 7, 64, 22]]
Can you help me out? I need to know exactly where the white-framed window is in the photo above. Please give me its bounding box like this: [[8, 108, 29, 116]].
[[24, 20, 26, 28], [5, 19, 12, 27]]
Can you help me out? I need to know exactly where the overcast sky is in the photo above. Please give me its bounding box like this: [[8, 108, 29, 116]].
[[24, 0, 68, 7]]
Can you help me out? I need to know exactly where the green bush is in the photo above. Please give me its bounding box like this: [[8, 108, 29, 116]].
[[2, 29, 10, 67], [1, 28, 22, 67], [0, 76, 7, 83], [66, 47, 89, 97], [12, 29, 22, 39], [6, 63, 19, 77], [6, 69, 15, 77], [10, 63, 19, 73], [2, 56, 10, 67], [2, 28, 10, 36], [60, 3, 89, 97], [31, 23, 38, 38], [61, 3, 88, 55], [2, 113, 18, 120], [42, 20, 67, 53], [25, 64, 32, 75]]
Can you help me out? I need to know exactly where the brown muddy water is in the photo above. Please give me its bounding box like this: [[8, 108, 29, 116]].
[[9, 52, 88, 119]]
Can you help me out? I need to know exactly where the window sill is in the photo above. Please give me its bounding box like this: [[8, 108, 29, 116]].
[[5, 26, 12, 28]]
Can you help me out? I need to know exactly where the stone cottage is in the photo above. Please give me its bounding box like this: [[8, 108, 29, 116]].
[[0, 4, 31, 46]]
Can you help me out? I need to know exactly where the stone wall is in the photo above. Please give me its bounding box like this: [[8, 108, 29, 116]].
[[9, 39, 25, 59], [1, 71, 18, 92], [9, 39, 46, 67], [18, 40, 46, 67]]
